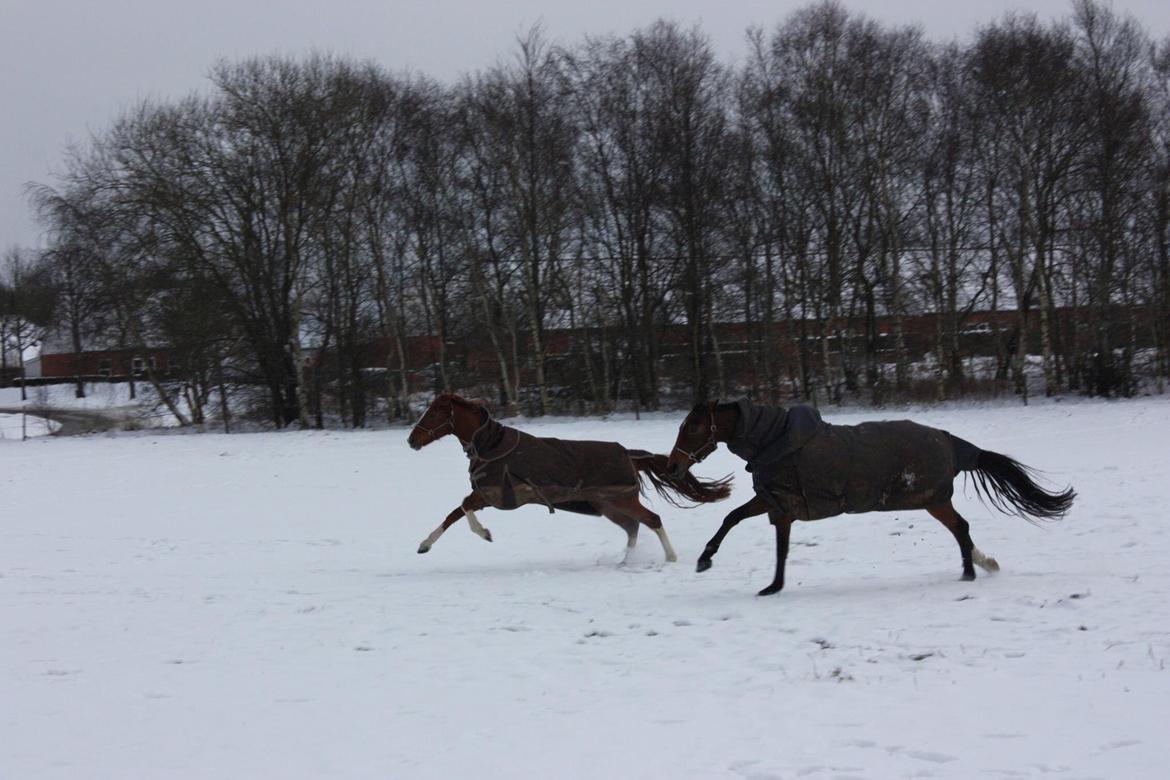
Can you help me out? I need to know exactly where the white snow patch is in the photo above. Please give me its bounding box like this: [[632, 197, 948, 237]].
[[0, 412, 60, 439]]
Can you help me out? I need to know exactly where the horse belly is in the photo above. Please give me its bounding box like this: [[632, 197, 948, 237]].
[[480, 482, 639, 510]]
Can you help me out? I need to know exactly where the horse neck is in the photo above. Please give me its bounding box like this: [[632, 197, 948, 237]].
[[450, 405, 481, 446]]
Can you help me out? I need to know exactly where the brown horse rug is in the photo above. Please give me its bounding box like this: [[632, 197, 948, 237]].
[[728, 399, 978, 520], [465, 416, 644, 512]]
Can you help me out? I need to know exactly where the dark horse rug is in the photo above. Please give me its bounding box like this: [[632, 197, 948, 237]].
[[464, 416, 644, 512], [728, 399, 979, 520]]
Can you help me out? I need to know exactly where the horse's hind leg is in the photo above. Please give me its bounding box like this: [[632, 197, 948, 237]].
[[609, 496, 677, 563], [926, 501, 999, 580], [417, 493, 490, 554], [599, 503, 640, 563]]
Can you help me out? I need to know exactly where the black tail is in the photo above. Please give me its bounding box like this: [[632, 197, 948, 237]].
[[955, 439, 1075, 521], [628, 451, 732, 508]]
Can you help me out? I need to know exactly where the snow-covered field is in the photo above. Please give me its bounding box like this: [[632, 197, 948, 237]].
[[2, 398, 1168, 778]]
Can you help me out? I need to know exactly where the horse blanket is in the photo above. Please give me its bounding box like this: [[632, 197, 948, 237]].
[[729, 399, 971, 520], [464, 417, 640, 512]]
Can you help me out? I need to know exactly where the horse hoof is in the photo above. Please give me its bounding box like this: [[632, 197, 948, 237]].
[[483, 529, 493, 543], [696, 558, 712, 573], [757, 583, 783, 596], [961, 571, 976, 581], [980, 557, 1000, 573], [417, 544, 430, 554]]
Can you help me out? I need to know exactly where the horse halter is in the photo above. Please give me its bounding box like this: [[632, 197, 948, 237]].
[[672, 407, 720, 464], [411, 405, 455, 443]]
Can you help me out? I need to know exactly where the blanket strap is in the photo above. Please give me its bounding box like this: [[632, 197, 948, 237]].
[[531, 480, 558, 513], [465, 423, 520, 463]]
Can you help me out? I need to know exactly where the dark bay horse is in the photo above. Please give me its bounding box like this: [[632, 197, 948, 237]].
[[408, 394, 731, 562], [667, 400, 1076, 596]]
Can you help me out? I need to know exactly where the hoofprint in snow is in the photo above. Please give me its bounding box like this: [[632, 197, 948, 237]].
[[2, 398, 1168, 778]]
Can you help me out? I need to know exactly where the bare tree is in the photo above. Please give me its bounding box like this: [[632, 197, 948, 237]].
[[970, 16, 1087, 399], [0, 249, 54, 401], [1068, 0, 1152, 396], [24, 4, 1170, 421]]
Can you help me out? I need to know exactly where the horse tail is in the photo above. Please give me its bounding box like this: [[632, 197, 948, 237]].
[[628, 450, 732, 508], [949, 433, 1075, 521]]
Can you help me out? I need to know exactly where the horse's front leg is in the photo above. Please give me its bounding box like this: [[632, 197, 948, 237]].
[[696, 496, 768, 573], [757, 512, 793, 597], [418, 493, 490, 553]]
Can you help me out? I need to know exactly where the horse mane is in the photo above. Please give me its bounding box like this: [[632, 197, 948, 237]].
[[439, 394, 493, 421], [464, 398, 493, 415], [689, 400, 738, 417]]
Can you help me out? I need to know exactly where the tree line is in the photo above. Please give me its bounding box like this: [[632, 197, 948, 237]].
[[10, 0, 1170, 426]]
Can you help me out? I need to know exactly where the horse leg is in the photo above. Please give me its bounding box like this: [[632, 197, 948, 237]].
[[926, 501, 998, 580], [598, 502, 640, 563], [696, 496, 769, 573], [611, 495, 677, 563], [417, 493, 489, 554], [757, 512, 793, 597], [463, 503, 492, 543]]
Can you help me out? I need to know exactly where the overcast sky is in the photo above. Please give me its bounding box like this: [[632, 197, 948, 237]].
[[3, 0, 1169, 250]]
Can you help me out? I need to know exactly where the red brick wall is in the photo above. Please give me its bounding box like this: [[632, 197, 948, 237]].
[[39, 349, 170, 378]]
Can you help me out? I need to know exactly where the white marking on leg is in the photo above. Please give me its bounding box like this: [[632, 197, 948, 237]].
[[621, 529, 638, 564], [654, 526, 678, 563], [465, 509, 491, 541], [972, 546, 1000, 572], [418, 524, 446, 553]]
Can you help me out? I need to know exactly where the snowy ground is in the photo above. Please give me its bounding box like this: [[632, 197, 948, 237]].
[[0, 413, 59, 439], [0, 383, 176, 432], [2, 398, 1168, 779], [1, 383, 141, 411]]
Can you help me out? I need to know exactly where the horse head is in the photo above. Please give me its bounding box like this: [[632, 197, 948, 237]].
[[667, 402, 726, 479], [408, 394, 491, 450]]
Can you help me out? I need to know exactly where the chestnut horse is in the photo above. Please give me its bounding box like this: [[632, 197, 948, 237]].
[[407, 394, 731, 562], [667, 401, 1075, 596]]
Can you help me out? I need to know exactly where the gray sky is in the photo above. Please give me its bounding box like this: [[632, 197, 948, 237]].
[[3, 0, 1169, 250]]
